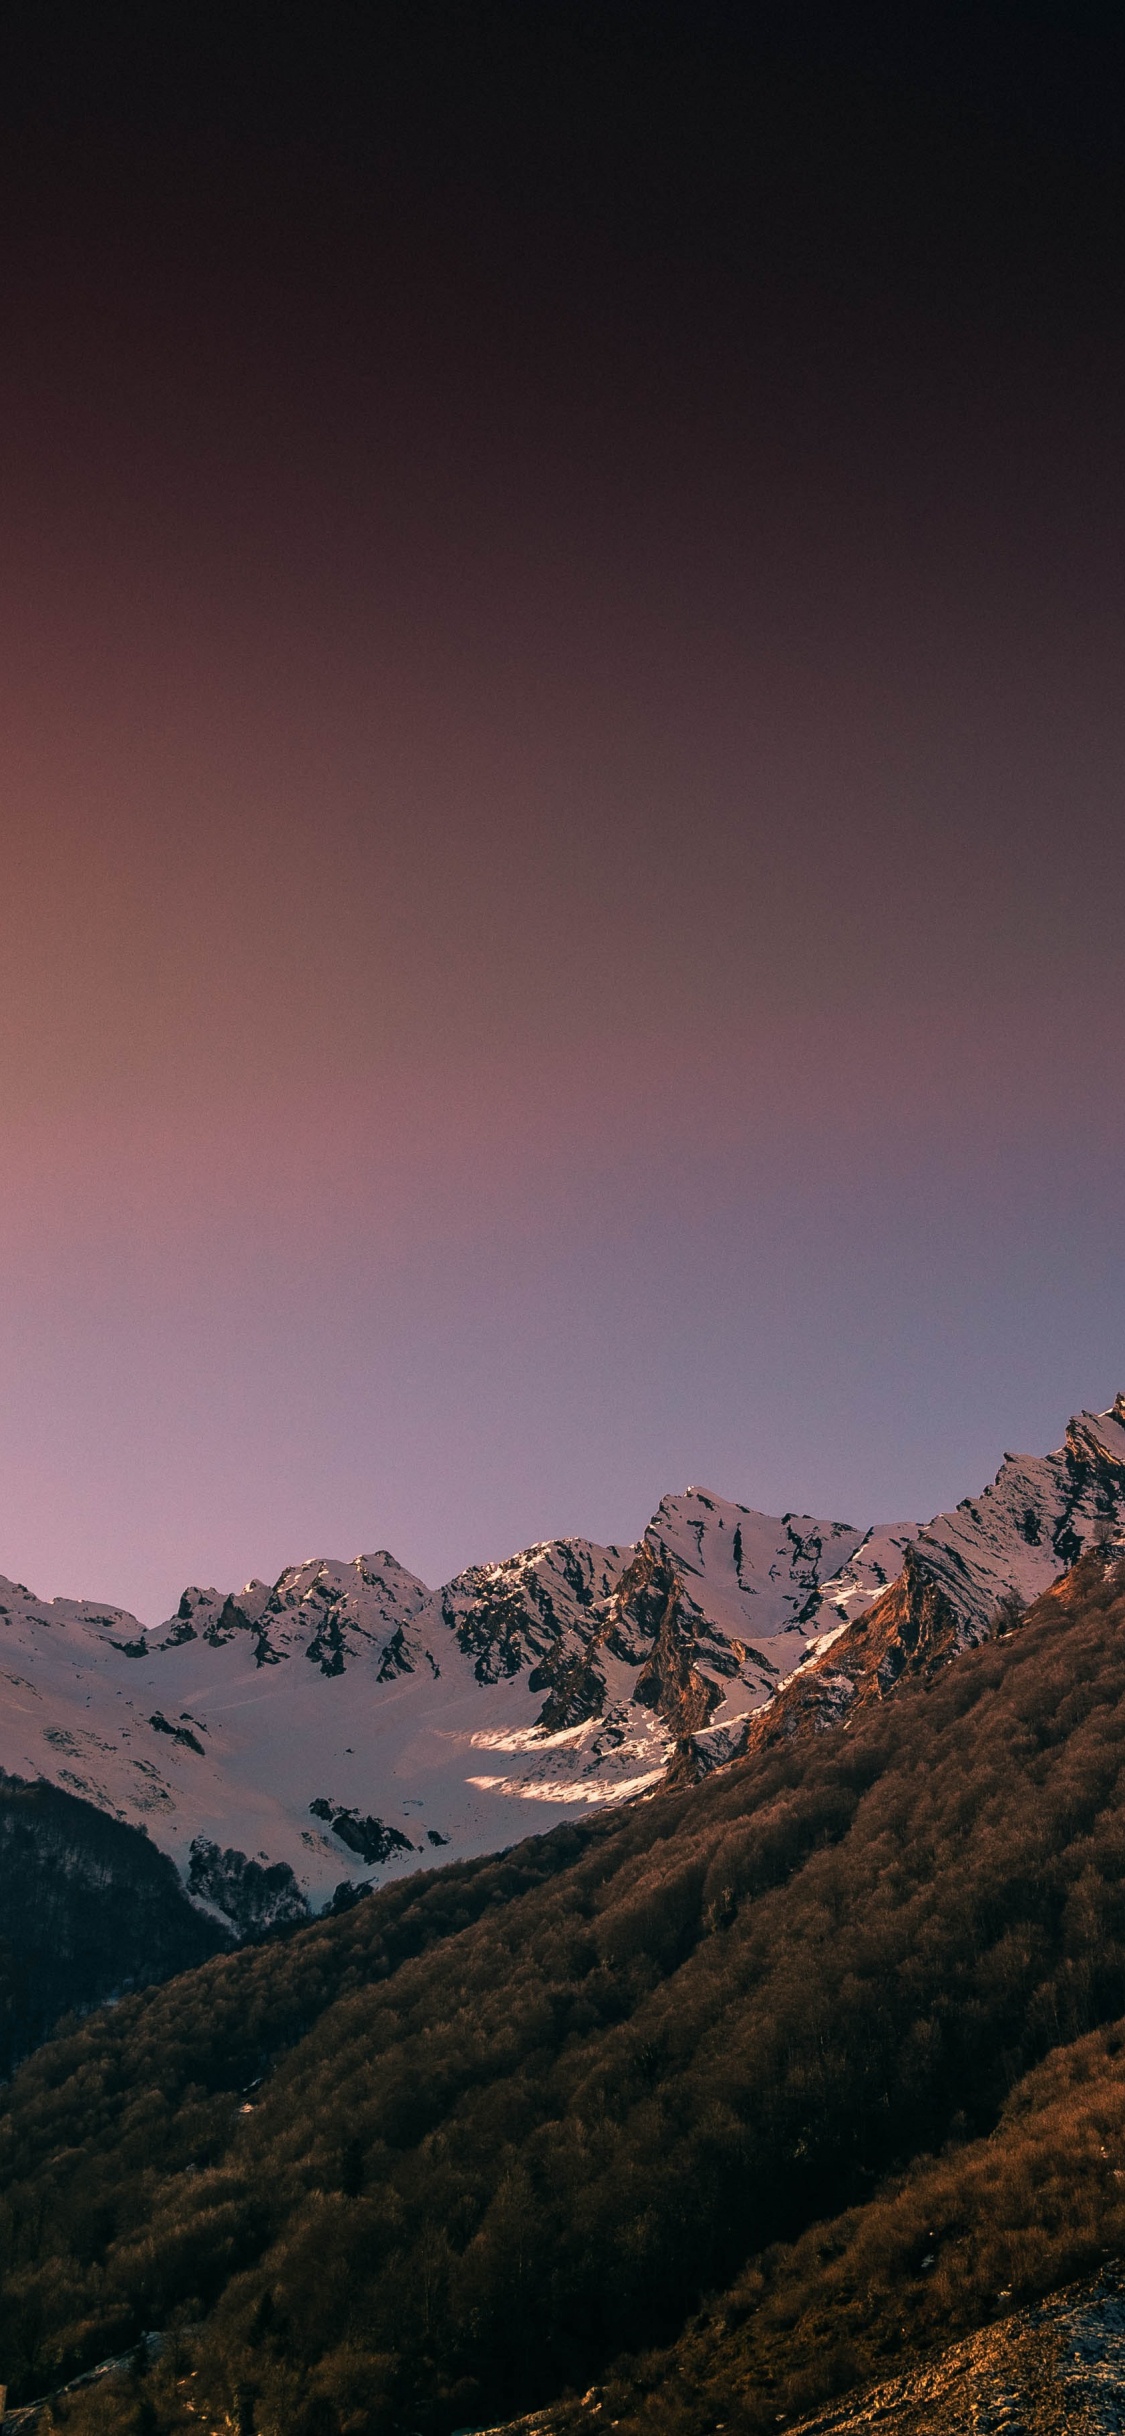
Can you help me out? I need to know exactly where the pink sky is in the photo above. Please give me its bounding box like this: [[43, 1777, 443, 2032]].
[[0, 14, 1123, 1614]]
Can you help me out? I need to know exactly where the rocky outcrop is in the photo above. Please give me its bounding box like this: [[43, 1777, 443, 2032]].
[[307, 1799, 414, 1864], [625, 1543, 721, 1776], [741, 1544, 984, 1761], [439, 1538, 627, 1706], [186, 1837, 310, 1936]]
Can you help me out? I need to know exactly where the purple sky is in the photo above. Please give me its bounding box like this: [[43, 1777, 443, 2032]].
[[0, 6, 1123, 1617]]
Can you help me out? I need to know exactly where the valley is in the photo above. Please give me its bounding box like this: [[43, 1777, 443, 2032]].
[[4, 1402, 1125, 2434]]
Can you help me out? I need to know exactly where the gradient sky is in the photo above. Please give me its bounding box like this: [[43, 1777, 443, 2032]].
[[1, 3, 1124, 1617]]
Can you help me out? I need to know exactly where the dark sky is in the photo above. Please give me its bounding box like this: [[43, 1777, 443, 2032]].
[[1, 2, 1124, 1613]]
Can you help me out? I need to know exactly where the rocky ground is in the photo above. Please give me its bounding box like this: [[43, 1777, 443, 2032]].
[[773, 2271, 1125, 2436]]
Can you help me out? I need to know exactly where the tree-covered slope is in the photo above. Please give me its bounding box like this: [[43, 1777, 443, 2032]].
[[595, 2007, 1125, 2435], [5, 1555, 1125, 2436], [0, 1774, 230, 2076]]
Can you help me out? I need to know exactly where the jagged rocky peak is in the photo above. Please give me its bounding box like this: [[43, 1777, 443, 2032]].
[[431, 1497, 885, 1751], [741, 1394, 1125, 1764], [423, 1495, 924, 1777], [911, 1395, 1125, 1630], [254, 1550, 433, 1675], [159, 1583, 249, 1646], [435, 1492, 903, 1699], [438, 1537, 628, 1688], [596, 1495, 914, 1779], [156, 1548, 432, 1674], [643, 1488, 870, 1652]]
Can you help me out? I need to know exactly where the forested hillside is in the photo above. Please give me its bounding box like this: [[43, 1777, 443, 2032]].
[[596, 2007, 1125, 2433], [4, 1555, 1125, 2436], [0, 1776, 229, 2077]]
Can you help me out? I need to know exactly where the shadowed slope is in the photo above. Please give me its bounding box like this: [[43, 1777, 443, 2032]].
[[0, 1773, 230, 2075]]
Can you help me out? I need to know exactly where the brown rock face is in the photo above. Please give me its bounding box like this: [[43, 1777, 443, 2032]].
[[614, 1542, 722, 1774], [599, 1532, 1007, 1791], [741, 1542, 996, 1764]]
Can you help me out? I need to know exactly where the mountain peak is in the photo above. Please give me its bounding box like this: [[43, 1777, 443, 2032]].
[[1, 1398, 1123, 1932], [1065, 1397, 1125, 1471]]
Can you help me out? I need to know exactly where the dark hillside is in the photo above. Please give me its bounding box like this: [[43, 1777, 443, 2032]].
[[0, 1774, 231, 2076], [4, 1556, 1125, 2435], [599, 2004, 1125, 2432]]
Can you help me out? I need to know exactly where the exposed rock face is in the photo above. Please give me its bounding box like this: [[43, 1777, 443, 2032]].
[[438, 1538, 628, 1703], [743, 1546, 984, 1758], [627, 1543, 718, 1779], [307, 1799, 415, 1865], [158, 1552, 431, 1675], [0, 1399, 1121, 1929], [738, 1397, 1125, 1765]]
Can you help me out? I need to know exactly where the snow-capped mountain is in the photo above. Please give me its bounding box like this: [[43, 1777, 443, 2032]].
[[1, 1397, 1123, 1936], [910, 1397, 1125, 1618], [161, 1552, 432, 1674], [747, 1394, 1125, 1754]]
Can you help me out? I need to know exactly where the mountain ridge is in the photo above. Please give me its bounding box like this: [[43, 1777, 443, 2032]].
[[0, 1399, 1122, 1936], [6, 1543, 1125, 2435]]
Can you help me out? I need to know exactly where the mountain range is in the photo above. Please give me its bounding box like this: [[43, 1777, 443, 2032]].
[[2, 1396, 1125, 1945], [6, 1530, 1125, 2436]]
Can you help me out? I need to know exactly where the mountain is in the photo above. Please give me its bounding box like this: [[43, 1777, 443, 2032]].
[[0, 1400, 1123, 1946], [5, 1545, 1125, 2436], [745, 1391, 1125, 1755], [0, 1498, 899, 1927]]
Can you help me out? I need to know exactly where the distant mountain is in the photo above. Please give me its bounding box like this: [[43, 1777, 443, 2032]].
[[6, 1544, 1125, 2435], [0, 1398, 1122, 1946], [0, 1497, 900, 1928]]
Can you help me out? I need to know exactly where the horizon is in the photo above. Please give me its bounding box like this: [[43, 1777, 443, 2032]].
[[9, 1388, 1122, 1628]]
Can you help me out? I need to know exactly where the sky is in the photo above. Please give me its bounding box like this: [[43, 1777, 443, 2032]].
[[0, 2, 1124, 1618]]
